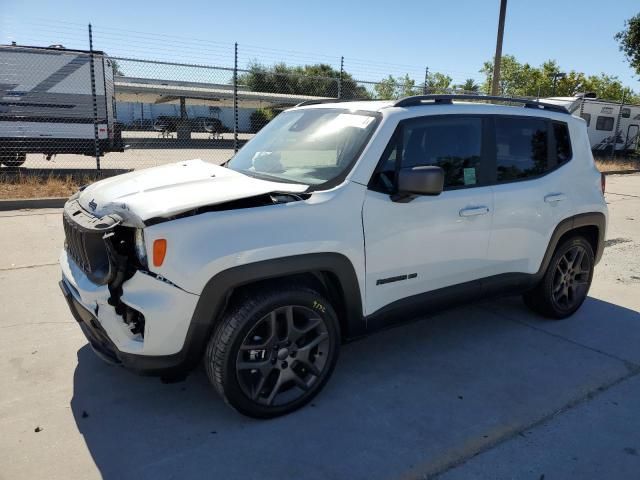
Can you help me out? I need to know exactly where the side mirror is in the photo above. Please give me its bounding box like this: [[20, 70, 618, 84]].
[[395, 166, 444, 200]]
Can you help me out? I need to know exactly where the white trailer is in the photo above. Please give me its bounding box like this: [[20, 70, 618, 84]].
[[0, 44, 123, 167], [545, 94, 640, 155]]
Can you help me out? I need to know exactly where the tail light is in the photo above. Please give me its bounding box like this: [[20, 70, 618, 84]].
[[600, 173, 606, 195]]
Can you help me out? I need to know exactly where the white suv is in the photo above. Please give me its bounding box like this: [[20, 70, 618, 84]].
[[59, 95, 607, 418]]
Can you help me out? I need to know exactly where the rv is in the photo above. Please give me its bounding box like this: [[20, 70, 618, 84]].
[[0, 44, 123, 167], [545, 94, 640, 155]]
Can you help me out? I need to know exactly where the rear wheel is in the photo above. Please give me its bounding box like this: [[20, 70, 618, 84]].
[[206, 285, 340, 418], [1, 152, 26, 167], [523, 236, 594, 319]]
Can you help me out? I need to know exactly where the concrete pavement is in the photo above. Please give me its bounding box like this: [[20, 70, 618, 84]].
[[0, 174, 639, 480]]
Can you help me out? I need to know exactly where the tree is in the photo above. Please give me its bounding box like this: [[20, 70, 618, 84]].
[[480, 55, 640, 102], [458, 78, 479, 93], [111, 59, 124, 76], [238, 62, 370, 99], [374, 75, 398, 100], [425, 72, 453, 94], [615, 13, 640, 76]]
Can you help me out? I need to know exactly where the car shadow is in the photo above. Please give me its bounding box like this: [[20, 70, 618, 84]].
[[70, 295, 640, 480]]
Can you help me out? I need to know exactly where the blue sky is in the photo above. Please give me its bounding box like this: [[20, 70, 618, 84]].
[[2, 0, 639, 89]]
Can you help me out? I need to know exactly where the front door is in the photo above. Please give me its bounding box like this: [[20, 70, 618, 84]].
[[362, 115, 494, 316]]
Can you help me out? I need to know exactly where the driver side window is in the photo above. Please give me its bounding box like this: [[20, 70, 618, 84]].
[[369, 116, 484, 193]]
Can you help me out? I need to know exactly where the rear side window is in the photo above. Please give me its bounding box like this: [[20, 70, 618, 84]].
[[596, 116, 614, 131], [401, 117, 483, 188], [495, 117, 548, 182], [580, 113, 591, 127], [553, 122, 572, 165], [621, 108, 631, 118]]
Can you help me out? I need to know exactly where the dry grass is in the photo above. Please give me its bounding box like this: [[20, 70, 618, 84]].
[[0, 173, 95, 199], [595, 157, 640, 173]]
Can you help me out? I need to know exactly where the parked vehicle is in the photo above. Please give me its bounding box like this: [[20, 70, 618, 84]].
[[151, 115, 224, 134], [545, 94, 640, 154], [59, 95, 608, 418], [0, 44, 123, 167]]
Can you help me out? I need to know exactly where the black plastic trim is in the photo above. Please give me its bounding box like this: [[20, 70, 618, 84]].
[[392, 94, 570, 114]]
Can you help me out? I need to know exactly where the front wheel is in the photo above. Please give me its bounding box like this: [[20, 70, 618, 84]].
[[523, 236, 595, 319], [206, 285, 340, 418]]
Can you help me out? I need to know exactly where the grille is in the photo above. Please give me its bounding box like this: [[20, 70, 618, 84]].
[[62, 200, 120, 285], [63, 213, 93, 274]]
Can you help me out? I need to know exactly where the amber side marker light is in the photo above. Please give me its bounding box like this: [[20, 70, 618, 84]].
[[153, 239, 167, 267]]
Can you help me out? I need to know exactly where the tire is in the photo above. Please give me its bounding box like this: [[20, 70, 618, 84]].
[[205, 284, 340, 418], [523, 236, 595, 319], [1, 153, 26, 168]]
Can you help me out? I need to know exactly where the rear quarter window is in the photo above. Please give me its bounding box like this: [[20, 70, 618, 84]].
[[553, 122, 572, 165]]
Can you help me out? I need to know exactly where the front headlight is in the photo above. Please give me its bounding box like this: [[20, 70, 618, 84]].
[[134, 228, 148, 268]]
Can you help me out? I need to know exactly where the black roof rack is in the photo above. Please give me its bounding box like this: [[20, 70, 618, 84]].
[[294, 98, 354, 107], [392, 94, 569, 114]]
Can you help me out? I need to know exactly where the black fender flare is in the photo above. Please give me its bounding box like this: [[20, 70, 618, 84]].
[[118, 253, 364, 377], [535, 212, 606, 279]]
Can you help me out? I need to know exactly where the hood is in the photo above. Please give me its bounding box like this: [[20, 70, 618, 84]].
[[77, 159, 308, 226]]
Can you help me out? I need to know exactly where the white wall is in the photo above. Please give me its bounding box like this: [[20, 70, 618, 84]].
[[116, 102, 256, 132]]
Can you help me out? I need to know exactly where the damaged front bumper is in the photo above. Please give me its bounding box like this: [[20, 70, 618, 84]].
[[60, 249, 201, 376]]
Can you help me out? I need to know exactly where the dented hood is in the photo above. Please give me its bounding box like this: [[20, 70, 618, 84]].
[[77, 159, 308, 226]]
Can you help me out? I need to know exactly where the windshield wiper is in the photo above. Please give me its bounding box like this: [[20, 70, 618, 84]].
[[236, 169, 305, 185]]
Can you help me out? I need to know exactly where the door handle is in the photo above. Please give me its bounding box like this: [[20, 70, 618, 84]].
[[544, 193, 567, 203], [459, 206, 490, 217]]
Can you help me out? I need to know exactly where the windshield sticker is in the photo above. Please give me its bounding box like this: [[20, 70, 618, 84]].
[[335, 113, 375, 129]]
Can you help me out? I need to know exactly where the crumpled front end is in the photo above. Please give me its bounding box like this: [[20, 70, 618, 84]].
[[59, 197, 200, 374]]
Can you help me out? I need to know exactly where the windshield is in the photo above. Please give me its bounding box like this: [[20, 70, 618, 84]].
[[227, 108, 379, 186]]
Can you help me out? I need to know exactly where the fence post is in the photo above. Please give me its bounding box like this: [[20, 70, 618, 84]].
[[233, 42, 239, 154], [610, 92, 626, 160], [88, 24, 101, 172], [423, 67, 429, 94], [338, 56, 344, 99]]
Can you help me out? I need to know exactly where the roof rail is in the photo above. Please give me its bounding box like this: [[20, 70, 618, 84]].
[[392, 94, 569, 114], [295, 98, 350, 107]]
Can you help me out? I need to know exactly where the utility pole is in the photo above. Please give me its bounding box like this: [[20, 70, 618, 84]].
[[490, 0, 508, 96], [551, 72, 566, 96]]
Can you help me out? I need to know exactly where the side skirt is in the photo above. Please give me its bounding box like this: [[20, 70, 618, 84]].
[[363, 273, 536, 335]]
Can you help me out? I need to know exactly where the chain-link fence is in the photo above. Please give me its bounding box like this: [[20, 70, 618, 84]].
[[1, 22, 638, 176]]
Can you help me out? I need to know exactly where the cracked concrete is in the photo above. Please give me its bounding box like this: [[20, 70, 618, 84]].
[[0, 174, 639, 480]]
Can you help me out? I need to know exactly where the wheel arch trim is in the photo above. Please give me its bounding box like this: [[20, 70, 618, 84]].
[[537, 212, 606, 278]]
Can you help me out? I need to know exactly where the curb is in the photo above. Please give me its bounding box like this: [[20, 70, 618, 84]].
[[0, 197, 67, 211], [602, 169, 640, 176]]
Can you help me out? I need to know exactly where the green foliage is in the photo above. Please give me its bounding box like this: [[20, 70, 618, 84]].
[[373, 74, 421, 99], [373, 72, 452, 99], [111, 59, 124, 76], [615, 13, 640, 76], [249, 108, 278, 133], [458, 78, 480, 93], [238, 62, 370, 100], [426, 72, 453, 94], [480, 55, 640, 102]]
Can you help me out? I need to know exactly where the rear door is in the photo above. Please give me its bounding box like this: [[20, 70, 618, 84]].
[[362, 115, 494, 315], [486, 116, 574, 278]]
